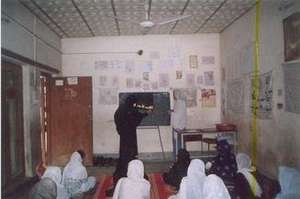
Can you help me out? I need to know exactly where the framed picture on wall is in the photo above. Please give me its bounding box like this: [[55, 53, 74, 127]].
[[189, 55, 198, 68], [283, 12, 300, 62]]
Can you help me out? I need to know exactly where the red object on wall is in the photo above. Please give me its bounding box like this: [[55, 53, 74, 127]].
[[216, 123, 236, 131]]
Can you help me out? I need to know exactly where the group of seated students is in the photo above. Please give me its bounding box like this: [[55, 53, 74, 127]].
[[164, 139, 263, 199], [112, 157, 231, 199], [31, 141, 300, 199], [30, 150, 96, 199]]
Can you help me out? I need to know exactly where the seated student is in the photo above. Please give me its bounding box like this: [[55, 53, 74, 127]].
[[235, 153, 262, 199], [112, 159, 150, 199], [30, 176, 57, 199], [168, 159, 206, 199], [207, 139, 237, 181], [30, 166, 69, 199], [203, 174, 231, 199], [163, 149, 191, 190], [62, 150, 96, 198], [275, 166, 300, 199]]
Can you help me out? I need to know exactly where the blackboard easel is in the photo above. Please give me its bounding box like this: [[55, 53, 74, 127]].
[[137, 125, 166, 160]]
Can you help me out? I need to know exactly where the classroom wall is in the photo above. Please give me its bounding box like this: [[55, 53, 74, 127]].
[[220, 0, 300, 178], [2, 0, 61, 176], [61, 34, 221, 155], [1, 0, 62, 71]]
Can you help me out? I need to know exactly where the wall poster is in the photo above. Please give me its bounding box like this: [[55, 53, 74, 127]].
[[201, 89, 216, 107]]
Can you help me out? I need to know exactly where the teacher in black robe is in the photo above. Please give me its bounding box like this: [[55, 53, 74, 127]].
[[106, 95, 148, 196]]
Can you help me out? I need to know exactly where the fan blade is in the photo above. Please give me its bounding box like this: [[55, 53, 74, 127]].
[[106, 15, 140, 25], [156, 15, 191, 26]]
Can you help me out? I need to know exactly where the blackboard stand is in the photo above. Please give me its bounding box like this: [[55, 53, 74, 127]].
[[137, 126, 166, 160]]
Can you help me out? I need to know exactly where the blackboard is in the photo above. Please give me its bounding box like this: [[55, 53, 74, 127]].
[[119, 92, 170, 126]]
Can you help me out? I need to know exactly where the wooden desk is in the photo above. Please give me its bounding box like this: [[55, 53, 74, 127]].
[[172, 128, 237, 159]]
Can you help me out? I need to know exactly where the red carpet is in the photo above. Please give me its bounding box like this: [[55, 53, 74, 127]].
[[94, 173, 176, 199]]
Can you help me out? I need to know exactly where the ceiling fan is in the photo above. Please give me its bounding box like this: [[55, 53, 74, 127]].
[[108, 1, 191, 34]]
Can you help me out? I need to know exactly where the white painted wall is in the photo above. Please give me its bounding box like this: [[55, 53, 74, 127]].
[[221, 0, 300, 177], [62, 34, 221, 155]]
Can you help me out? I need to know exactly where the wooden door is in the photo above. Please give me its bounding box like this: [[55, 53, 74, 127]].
[[1, 61, 25, 187], [48, 77, 93, 166]]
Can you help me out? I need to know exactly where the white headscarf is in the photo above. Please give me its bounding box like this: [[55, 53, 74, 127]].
[[113, 159, 150, 199], [63, 152, 87, 181], [176, 159, 206, 199], [203, 174, 231, 199], [236, 153, 262, 197], [42, 166, 62, 185], [171, 89, 187, 130], [42, 166, 69, 199]]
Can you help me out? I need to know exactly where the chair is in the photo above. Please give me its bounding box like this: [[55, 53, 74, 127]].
[[183, 134, 203, 150], [202, 137, 217, 151]]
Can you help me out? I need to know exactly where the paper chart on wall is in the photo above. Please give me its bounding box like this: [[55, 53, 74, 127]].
[[135, 80, 142, 88], [201, 56, 215, 65], [98, 88, 118, 105], [95, 60, 108, 71], [176, 71, 183, 80], [111, 76, 119, 87], [201, 89, 216, 107], [143, 72, 150, 81], [143, 61, 153, 72], [126, 78, 134, 88], [227, 79, 244, 113], [151, 82, 158, 90], [98, 75, 107, 86], [204, 71, 215, 86], [110, 60, 124, 70], [284, 63, 300, 114], [186, 73, 195, 87], [244, 43, 254, 74], [173, 88, 197, 108], [125, 60, 135, 73], [189, 55, 198, 69], [95, 60, 125, 71], [158, 73, 170, 88], [197, 75, 203, 85], [250, 71, 273, 119], [143, 83, 150, 90], [185, 88, 197, 108]]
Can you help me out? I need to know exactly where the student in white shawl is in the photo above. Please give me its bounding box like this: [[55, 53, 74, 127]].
[[275, 166, 300, 199], [203, 174, 231, 199], [62, 150, 96, 197], [171, 89, 187, 130], [31, 166, 69, 199], [30, 177, 57, 199], [168, 159, 206, 199], [112, 159, 150, 199], [235, 153, 262, 199]]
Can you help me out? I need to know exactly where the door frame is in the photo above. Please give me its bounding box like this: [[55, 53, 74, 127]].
[[1, 61, 25, 187]]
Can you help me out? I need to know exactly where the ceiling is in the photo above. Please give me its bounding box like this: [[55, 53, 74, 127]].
[[19, 0, 256, 38]]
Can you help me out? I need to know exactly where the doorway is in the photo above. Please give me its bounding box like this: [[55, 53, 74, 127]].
[[40, 74, 50, 165]]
